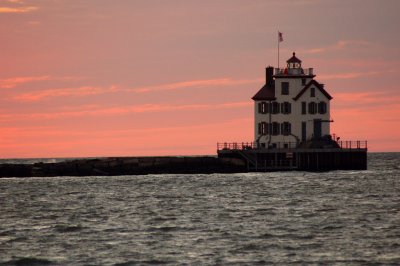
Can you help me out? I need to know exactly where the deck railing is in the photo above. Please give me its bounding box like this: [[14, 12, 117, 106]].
[[274, 67, 314, 76], [217, 142, 256, 151], [337, 141, 367, 149], [217, 140, 368, 151], [217, 142, 298, 150]]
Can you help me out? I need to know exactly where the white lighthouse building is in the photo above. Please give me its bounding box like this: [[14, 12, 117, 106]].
[[252, 52, 333, 148]]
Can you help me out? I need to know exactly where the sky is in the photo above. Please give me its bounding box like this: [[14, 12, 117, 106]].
[[0, 0, 399, 158]]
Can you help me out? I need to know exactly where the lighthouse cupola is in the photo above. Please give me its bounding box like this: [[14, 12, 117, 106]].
[[287, 52, 302, 74]]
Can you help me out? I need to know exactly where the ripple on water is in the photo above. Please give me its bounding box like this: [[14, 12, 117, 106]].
[[0, 153, 399, 265]]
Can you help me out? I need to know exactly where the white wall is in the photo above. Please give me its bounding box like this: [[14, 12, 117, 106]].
[[254, 78, 331, 147]]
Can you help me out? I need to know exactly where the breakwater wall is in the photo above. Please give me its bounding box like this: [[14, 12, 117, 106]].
[[218, 149, 367, 171], [0, 156, 247, 178]]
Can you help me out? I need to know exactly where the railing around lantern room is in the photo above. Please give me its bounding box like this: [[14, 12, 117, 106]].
[[274, 67, 314, 76]]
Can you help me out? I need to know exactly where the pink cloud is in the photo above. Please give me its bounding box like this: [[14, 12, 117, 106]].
[[0, 101, 252, 121], [131, 78, 262, 93], [332, 91, 400, 108], [0, 117, 253, 158], [11, 77, 262, 101], [13, 85, 118, 102], [0, 76, 51, 89], [318, 70, 385, 80], [302, 40, 373, 54], [330, 91, 400, 151]]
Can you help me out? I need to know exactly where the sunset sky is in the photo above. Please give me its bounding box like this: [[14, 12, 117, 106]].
[[1, 0, 399, 158]]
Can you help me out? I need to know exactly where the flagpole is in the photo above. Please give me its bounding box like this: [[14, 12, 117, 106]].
[[278, 31, 280, 69]]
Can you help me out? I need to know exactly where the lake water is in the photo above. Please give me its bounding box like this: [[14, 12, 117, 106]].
[[0, 153, 399, 265]]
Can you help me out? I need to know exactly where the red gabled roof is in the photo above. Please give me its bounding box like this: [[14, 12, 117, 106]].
[[293, 80, 333, 101], [252, 84, 276, 101]]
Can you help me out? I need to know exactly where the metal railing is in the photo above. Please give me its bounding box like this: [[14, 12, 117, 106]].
[[337, 141, 367, 149], [217, 142, 256, 151], [217, 140, 368, 151], [217, 142, 298, 151], [274, 67, 314, 76]]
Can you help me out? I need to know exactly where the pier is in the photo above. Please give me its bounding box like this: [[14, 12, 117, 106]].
[[217, 141, 367, 171]]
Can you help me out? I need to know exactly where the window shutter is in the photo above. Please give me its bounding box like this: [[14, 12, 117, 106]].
[[288, 123, 292, 134], [258, 123, 262, 134], [258, 103, 262, 113], [274, 102, 280, 114]]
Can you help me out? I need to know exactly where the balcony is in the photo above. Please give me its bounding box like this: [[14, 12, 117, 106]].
[[274, 67, 314, 76]]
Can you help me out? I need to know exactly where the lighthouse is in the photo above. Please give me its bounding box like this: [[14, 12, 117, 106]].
[[252, 52, 333, 148], [217, 52, 367, 171]]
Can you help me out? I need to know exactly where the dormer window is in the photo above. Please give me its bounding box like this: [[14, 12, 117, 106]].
[[281, 82, 289, 95]]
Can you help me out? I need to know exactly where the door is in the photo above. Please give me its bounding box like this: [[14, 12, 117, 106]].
[[313, 119, 322, 139], [302, 122, 306, 142]]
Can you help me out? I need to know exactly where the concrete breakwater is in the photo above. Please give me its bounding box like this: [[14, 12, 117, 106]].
[[0, 156, 247, 178]]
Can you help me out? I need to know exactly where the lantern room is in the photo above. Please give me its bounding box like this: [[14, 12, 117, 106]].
[[287, 52, 302, 74]]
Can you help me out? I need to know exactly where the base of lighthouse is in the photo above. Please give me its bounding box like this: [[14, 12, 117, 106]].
[[217, 142, 367, 171]]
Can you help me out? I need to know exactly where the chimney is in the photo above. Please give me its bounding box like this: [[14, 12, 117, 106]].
[[266, 66, 274, 87]]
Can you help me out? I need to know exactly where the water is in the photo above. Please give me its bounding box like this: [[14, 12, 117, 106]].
[[0, 153, 399, 265]]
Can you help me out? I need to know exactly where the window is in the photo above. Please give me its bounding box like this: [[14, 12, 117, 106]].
[[258, 102, 269, 114], [308, 102, 317, 114], [281, 82, 289, 95], [310, 87, 315, 97], [272, 122, 280, 135], [281, 102, 291, 114], [264, 102, 269, 113], [281, 122, 291, 136], [302, 102, 306, 114], [318, 102, 327, 114], [302, 78, 306, 86], [272, 102, 280, 114], [258, 122, 267, 135]]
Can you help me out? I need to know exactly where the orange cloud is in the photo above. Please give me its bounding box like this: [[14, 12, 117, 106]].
[[0, 6, 38, 13]]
